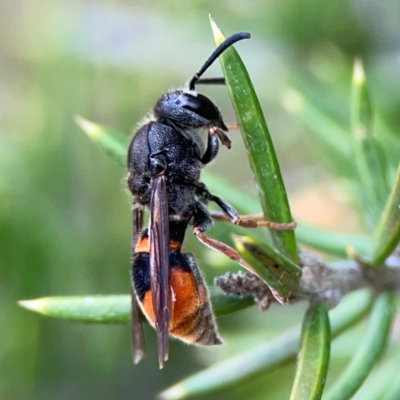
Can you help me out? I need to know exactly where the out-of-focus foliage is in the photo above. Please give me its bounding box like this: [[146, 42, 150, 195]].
[[1, 1, 399, 399]]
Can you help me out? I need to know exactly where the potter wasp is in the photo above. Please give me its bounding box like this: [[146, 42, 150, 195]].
[[127, 32, 295, 368]]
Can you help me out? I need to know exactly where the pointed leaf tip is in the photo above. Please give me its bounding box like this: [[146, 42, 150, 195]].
[[75, 117, 128, 167], [352, 58, 366, 86], [158, 386, 187, 400], [74, 115, 101, 139], [18, 299, 45, 313], [209, 16, 224, 44]]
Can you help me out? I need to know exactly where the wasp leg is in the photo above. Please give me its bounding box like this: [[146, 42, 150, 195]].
[[149, 153, 167, 177], [209, 126, 231, 149], [132, 207, 144, 248], [192, 202, 250, 267], [131, 208, 146, 364], [201, 131, 219, 165], [192, 202, 241, 264], [210, 211, 264, 221], [192, 202, 275, 288], [130, 270, 146, 364], [210, 211, 297, 231], [196, 183, 296, 231], [226, 123, 239, 131]]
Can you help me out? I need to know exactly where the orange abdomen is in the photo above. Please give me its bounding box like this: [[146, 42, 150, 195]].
[[133, 248, 222, 346]]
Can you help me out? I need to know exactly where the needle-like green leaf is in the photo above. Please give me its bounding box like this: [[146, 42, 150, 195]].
[[210, 17, 297, 262], [289, 301, 330, 400], [18, 296, 131, 323], [324, 291, 396, 400], [370, 162, 400, 267], [351, 59, 390, 227], [18, 292, 254, 322]]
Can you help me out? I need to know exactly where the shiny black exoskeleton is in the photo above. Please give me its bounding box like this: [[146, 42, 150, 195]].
[[127, 91, 225, 218]]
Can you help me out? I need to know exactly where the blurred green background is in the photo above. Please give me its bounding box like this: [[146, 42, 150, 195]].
[[1, 0, 399, 399]]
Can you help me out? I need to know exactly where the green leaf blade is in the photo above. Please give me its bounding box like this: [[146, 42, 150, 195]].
[[351, 59, 390, 227], [19, 295, 131, 323], [289, 301, 331, 400], [18, 292, 254, 322], [210, 18, 297, 262]]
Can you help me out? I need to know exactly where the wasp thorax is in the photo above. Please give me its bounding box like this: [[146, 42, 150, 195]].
[[154, 90, 227, 130]]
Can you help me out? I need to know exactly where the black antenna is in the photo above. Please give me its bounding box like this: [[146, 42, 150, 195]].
[[196, 77, 226, 85], [188, 32, 251, 91]]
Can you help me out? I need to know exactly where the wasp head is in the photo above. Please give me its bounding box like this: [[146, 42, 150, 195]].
[[154, 90, 228, 131]]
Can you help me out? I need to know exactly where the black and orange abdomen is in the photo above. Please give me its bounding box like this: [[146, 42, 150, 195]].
[[132, 248, 222, 346]]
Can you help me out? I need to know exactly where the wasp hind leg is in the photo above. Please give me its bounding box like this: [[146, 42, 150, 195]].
[[192, 202, 288, 305], [130, 208, 146, 364], [130, 270, 146, 364], [192, 202, 259, 278]]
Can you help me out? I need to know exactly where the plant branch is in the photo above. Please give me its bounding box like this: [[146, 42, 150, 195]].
[[216, 249, 400, 309]]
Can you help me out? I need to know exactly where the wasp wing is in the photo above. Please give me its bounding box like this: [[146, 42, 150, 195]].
[[149, 175, 170, 369], [130, 208, 146, 364]]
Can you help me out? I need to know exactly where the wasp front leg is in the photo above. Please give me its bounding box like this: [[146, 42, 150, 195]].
[[209, 126, 231, 149], [225, 123, 239, 131], [195, 183, 296, 231], [201, 122, 240, 164], [201, 131, 219, 165]]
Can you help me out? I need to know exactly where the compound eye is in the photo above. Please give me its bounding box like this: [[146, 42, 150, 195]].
[[176, 93, 220, 122]]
